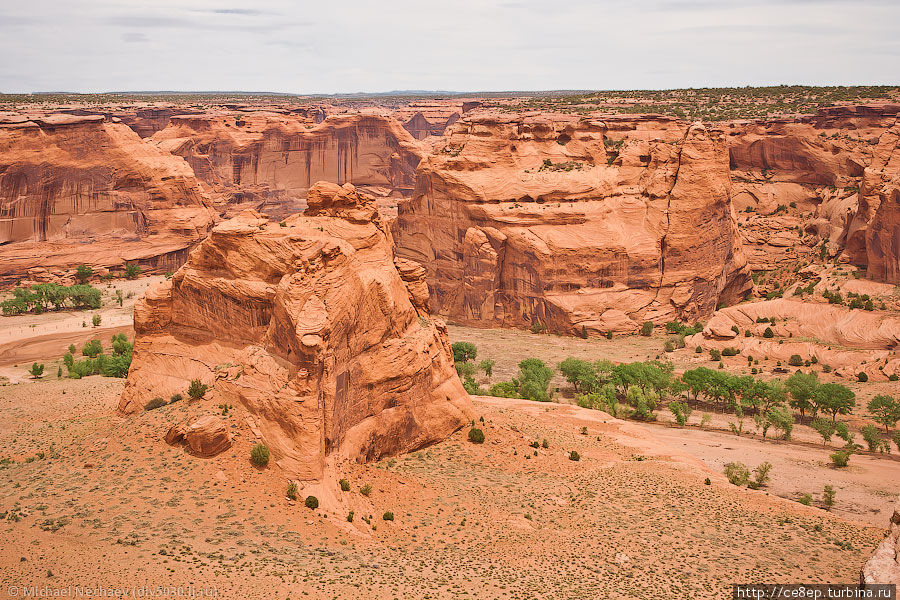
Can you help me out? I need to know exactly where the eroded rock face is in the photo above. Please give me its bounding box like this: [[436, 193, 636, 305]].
[[392, 115, 752, 335], [861, 498, 900, 587], [119, 182, 473, 480], [151, 113, 423, 219], [0, 115, 216, 282], [723, 106, 900, 272], [688, 297, 900, 380]]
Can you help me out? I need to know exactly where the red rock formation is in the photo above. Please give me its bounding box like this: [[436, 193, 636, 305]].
[[151, 113, 423, 219], [861, 498, 900, 587], [0, 114, 216, 282], [392, 115, 752, 335], [688, 297, 900, 380], [119, 182, 473, 480]]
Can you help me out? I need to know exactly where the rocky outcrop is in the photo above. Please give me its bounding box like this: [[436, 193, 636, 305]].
[[151, 113, 423, 219], [119, 182, 473, 480], [0, 114, 216, 282], [688, 298, 900, 380], [392, 115, 752, 335], [165, 415, 232, 457], [861, 498, 900, 587]]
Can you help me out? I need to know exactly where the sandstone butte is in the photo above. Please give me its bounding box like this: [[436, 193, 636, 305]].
[[150, 112, 424, 219], [0, 114, 217, 283], [392, 114, 754, 335], [118, 182, 474, 481]]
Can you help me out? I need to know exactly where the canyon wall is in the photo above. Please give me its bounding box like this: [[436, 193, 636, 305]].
[[0, 115, 216, 282], [119, 182, 473, 480], [151, 113, 424, 219], [392, 115, 753, 335], [724, 104, 900, 280]]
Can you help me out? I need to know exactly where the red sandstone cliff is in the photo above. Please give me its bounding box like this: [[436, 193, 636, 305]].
[[392, 115, 752, 335], [150, 113, 424, 219], [0, 114, 216, 282], [119, 182, 473, 480]]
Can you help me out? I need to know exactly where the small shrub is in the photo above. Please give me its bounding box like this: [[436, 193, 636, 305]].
[[724, 462, 750, 486], [124, 264, 141, 280], [347, 511, 354, 523], [286, 482, 298, 500], [541, 438, 549, 449], [169, 393, 182, 404], [695, 346, 703, 354], [569, 450, 581, 461], [382, 511, 394, 521], [788, 354, 803, 367], [187, 378, 208, 400], [468, 427, 485, 444], [798, 494, 813, 506], [478, 359, 495, 376], [304, 496, 319, 510], [250, 443, 270, 467], [748, 462, 772, 489], [704, 477, 711, 485], [663, 340, 675, 353], [823, 485, 836, 509], [360, 484, 373, 497], [639, 322, 653, 336], [763, 327, 774, 338], [709, 349, 722, 361], [144, 397, 167, 411], [92, 313, 101, 327], [606, 331, 613, 340], [721, 347, 739, 357], [857, 372, 868, 382], [830, 450, 851, 468]]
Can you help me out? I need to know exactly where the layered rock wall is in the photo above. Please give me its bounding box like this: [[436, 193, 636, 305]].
[[0, 115, 216, 282], [392, 115, 752, 335], [151, 113, 423, 218]]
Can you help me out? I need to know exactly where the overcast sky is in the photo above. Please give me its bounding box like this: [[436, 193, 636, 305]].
[[2, 0, 898, 94]]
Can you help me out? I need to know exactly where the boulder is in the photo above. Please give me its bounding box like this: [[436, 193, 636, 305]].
[[120, 182, 473, 480], [165, 416, 232, 457]]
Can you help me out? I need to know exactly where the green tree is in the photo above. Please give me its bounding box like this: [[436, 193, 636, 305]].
[[92, 313, 102, 327], [29, 363, 44, 378], [451, 342, 477, 363], [861, 424, 882, 452], [785, 371, 819, 419], [811, 418, 836, 445], [75, 264, 93, 284], [558, 358, 597, 394], [765, 405, 794, 440], [124, 264, 142, 280], [516, 358, 553, 402], [813, 383, 856, 422], [867, 395, 900, 433], [82, 339, 102, 358], [478, 359, 495, 377]]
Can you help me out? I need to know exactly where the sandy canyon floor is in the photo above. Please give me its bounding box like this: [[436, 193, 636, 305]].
[[0, 307, 897, 598]]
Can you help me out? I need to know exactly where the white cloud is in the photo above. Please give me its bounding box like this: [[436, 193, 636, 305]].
[[0, 0, 897, 93]]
